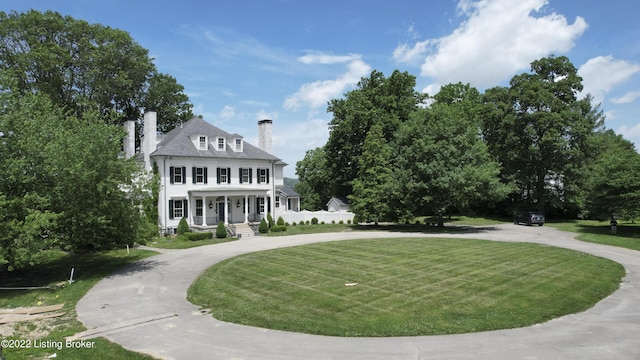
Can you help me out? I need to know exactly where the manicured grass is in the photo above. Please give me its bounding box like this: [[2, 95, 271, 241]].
[[147, 235, 236, 249], [0, 248, 158, 360], [188, 237, 624, 337], [548, 219, 640, 252]]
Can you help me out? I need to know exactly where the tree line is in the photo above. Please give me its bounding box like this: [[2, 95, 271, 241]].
[[0, 10, 192, 270], [295, 56, 640, 224]]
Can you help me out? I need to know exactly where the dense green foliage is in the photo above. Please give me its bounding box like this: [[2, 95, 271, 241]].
[[185, 231, 214, 241], [583, 130, 640, 220], [0, 10, 196, 270], [258, 218, 269, 234], [0, 10, 193, 128], [177, 217, 190, 235], [0, 94, 150, 270], [215, 222, 227, 238], [296, 56, 622, 221]]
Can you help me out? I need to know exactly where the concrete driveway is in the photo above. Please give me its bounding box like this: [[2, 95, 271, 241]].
[[75, 224, 640, 359]]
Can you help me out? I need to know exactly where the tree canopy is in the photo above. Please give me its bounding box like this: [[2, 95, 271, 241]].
[[0, 9, 193, 128], [0, 93, 145, 270], [296, 56, 628, 222]]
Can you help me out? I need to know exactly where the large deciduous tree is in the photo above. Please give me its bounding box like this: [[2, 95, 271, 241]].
[[0, 93, 144, 270], [584, 130, 640, 220], [324, 70, 427, 198], [294, 147, 332, 210], [393, 84, 509, 224], [0, 10, 193, 131], [481, 55, 603, 214]]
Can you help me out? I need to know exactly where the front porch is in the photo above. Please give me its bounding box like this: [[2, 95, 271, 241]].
[[188, 188, 273, 228]]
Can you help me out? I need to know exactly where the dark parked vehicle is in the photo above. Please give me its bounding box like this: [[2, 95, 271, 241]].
[[514, 211, 545, 226]]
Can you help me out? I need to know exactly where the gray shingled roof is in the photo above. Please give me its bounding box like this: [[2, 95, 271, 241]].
[[276, 185, 300, 197], [149, 117, 281, 161]]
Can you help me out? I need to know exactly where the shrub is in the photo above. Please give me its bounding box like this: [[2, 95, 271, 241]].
[[215, 222, 227, 238], [347, 219, 351, 224], [352, 215, 359, 225], [305, 220, 310, 225], [177, 217, 189, 235], [185, 232, 213, 241], [339, 220, 344, 225], [321, 221, 325, 225], [270, 225, 287, 232], [415, 220, 421, 224], [277, 216, 285, 226], [259, 218, 269, 234], [267, 213, 274, 228], [311, 217, 319, 225], [292, 221, 297, 226], [331, 220, 336, 224]]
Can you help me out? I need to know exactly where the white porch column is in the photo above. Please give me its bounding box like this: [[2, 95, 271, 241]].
[[244, 195, 249, 223], [224, 195, 229, 225], [203, 197, 208, 226]]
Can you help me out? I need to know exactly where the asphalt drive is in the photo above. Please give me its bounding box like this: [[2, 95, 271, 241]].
[[75, 224, 640, 359]]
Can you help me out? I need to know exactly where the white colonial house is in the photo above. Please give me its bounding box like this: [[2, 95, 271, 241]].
[[125, 110, 300, 236]]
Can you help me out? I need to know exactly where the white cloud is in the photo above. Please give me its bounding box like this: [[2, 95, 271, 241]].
[[219, 105, 236, 120], [579, 56, 640, 104], [298, 52, 361, 65], [272, 118, 331, 176], [284, 57, 371, 110], [612, 90, 640, 104], [394, 0, 587, 89]]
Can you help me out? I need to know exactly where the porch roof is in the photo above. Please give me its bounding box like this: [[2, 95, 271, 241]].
[[188, 187, 269, 197]]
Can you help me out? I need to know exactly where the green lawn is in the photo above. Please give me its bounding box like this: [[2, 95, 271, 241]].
[[188, 237, 623, 337], [548, 219, 640, 252], [0, 248, 158, 360]]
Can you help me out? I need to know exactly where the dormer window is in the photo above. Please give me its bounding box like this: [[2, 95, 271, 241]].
[[235, 138, 243, 152], [217, 137, 225, 151], [199, 136, 207, 150]]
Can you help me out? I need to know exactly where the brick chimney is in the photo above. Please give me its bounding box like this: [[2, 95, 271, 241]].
[[143, 110, 157, 170], [258, 119, 272, 154]]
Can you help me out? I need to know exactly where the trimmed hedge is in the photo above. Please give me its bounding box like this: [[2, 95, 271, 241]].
[[259, 218, 269, 234], [277, 216, 285, 226], [270, 225, 287, 232], [216, 222, 227, 238], [184, 232, 213, 241], [177, 217, 190, 235]]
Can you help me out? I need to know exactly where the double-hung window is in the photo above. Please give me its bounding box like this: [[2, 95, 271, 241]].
[[217, 137, 225, 150], [195, 199, 203, 217], [239, 168, 252, 184], [168, 199, 188, 219], [217, 167, 231, 184], [199, 136, 207, 149], [192, 167, 208, 184], [170, 166, 186, 184], [257, 168, 269, 184]]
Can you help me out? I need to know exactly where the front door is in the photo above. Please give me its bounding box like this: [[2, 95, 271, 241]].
[[218, 202, 225, 223]]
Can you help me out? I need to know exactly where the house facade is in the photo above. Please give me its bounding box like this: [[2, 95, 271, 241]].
[[126, 111, 300, 234]]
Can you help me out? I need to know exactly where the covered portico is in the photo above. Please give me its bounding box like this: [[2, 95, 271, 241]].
[[189, 188, 270, 227]]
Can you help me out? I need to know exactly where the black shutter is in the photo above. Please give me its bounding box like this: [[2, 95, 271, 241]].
[[228, 168, 231, 183], [239, 168, 243, 184], [217, 167, 221, 184], [204, 167, 208, 184], [182, 167, 186, 184], [169, 200, 174, 220], [170, 167, 175, 184], [257, 169, 261, 184], [192, 167, 196, 184], [183, 199, 188, 218], [266, 168, 270, 184], [249, 168, 253, 184]]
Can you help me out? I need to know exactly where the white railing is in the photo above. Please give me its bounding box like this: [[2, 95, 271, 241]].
[[279, 210, 354, 224]]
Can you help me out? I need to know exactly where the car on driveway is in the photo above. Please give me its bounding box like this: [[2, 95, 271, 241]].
[[514, 211, 545, 226]]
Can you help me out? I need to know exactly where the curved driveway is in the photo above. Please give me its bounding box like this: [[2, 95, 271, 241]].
[[76, 224, 640, 359]]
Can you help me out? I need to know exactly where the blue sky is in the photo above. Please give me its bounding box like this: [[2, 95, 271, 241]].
[[2, 0, 639, 177]]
